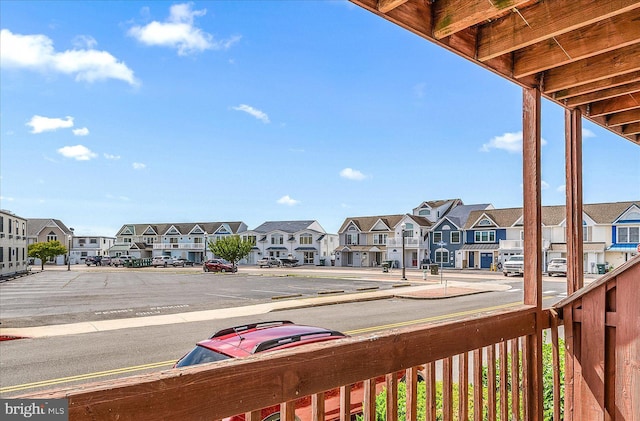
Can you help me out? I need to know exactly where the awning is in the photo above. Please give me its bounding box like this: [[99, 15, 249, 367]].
[[340, 245, 372, 252], [294, 247, 317, 251], [109, 244, 132, 252], [266, 247, 288, 251], [607, 244, 639, 252], [551, 243, 607, 252], [460, 244, 499, 251]]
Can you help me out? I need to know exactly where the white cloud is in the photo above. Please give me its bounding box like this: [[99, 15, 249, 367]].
[[73, 127, 89, 136], [583, 128, 596, 138], [232, 104, 270, 123], [128, 3, 240, 56], [0, 196, 15, 202], [104, 153, 121, 160], [57, 145, 97, 161], [480, 131, 547, 153], [133, 162, 146, 170], [72, 35, 97, 49], [557, 184, 566, 193], [340, 168, 367, 181], [1, 29, 138, 85], [542, 180, 550, 190], [277, 195, 300, 206], [27, 115, 74, 134]]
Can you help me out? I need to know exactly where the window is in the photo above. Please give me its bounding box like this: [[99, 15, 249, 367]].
[[373, 233, 387, 245], [79, 239, 86, 244], [0, 247, 3, 263], [451, 231, 461, 244], [478, 218, 493, 226], [169, 237, 178, 244], [46, 231, 57, 242], [345, 233, 358, 245], [303, 251, 314, 264], [433, 232, 443, 243], [583, 226, 592, 242], [618, 226, 640, 243], [271, 235, 283, 245], [418, 209, 431, 216], [144, 237, 156, 244], [435, 249, 449, 263], [90, 238, 97, 244], [243, 235, 257, 246], [299, 234, 313, 245], [475, 231, 496, 243]]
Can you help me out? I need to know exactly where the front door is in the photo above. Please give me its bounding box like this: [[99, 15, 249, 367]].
[[480, 253, 493, 269], [468, 252, 475, 268]]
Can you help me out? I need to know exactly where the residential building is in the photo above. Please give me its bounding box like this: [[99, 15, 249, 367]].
[[336, 215, 404, 267], [429, 203, 493, 268], [111, 222, 247, 262], [386, 214, 433, 269], [244, 221, 331, 266], [72, 236, 116, 263], [0, 210, 28, 277], [26, 218, 74, 266], [412, 199, 462, 223]]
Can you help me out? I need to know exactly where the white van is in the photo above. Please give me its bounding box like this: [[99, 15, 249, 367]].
[[152, 255, 174, 267]]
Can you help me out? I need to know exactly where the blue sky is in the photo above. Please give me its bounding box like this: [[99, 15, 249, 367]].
[[1, 1, 639, 236]]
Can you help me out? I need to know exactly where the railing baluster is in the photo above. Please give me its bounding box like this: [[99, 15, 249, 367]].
[[340, 384, 351, 421], [443, 357, 454, 421], [311, 392, 325, 421], [245, 410, 261, 421], [473, 349, 483, 421], [500, 341, 508, 421], [510, 337, 521, 421], [551, 310, 561, 421], [406, 367, 418, 421], [363, 378, 376, 421], [459, 352, 469, 421], [488, 344, 497, 421], [386, 373, 398, 421], [281, 401, 296, 421], [425, 362, 437, 421]]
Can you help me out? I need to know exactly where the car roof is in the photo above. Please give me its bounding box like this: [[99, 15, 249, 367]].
[[195, 321, 346, 358]]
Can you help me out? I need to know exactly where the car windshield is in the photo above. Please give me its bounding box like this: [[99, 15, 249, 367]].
[[508, 256, 524, 261], [551, 259, 566, 264], [175, 345, 231, 367]]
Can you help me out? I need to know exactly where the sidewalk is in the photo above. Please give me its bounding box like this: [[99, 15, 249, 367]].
[[0, 280, 509, 340]]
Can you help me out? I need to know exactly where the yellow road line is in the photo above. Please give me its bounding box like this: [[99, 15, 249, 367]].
[[2, 297, 555, 394]]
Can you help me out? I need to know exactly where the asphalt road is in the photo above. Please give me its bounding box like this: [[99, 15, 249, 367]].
[[0, 265, 573, 397]]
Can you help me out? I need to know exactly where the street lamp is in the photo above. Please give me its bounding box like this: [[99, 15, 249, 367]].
[[437, 240, 447, 284], [203, 231, 208, 263], [67, 227, 74, 271], [400, 222, 407, 280]]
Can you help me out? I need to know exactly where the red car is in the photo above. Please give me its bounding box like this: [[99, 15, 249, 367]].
[[203, 258, 237, 273], [174, 321, 401, 421]]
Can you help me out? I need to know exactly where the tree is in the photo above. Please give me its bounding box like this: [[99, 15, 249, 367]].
[[28, 241, 68, 270], [209, 235, 252, 272]]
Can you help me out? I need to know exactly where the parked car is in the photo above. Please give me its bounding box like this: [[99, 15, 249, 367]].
[[257, 256, 281, 268], [152, 256, 174, 267], [203, 259, 236, 273], [547, 258, 567, 276], [172, 258, 186, 267], [174, 321, 408, 421], [112, 255, 134, 267], [86, 256, 111, 266], [503, 255, 525, 276]]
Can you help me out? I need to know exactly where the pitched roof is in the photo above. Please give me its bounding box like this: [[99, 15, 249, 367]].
[[337, 215, 405, 233], [26, 219, 73, 237], [439, 204, 492, 229], [252, 220, 324, 234], [116, 222, 246, 236]]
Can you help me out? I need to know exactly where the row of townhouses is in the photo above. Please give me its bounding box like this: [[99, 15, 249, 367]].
[[1, 199, 638, 277]]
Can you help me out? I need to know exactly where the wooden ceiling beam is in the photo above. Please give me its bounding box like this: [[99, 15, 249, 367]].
[[543, 43, 640, 93], [588, 93, 640, 117], [432, 0, 528, 39], [553, 71, 640, 101], [565, 81, 640, 108], [378, 0, 409, 14], [622, 122, 640, 135], [476, 0, 640, 61], [513, 9, 640, 78], [606, 109, 640, 126]]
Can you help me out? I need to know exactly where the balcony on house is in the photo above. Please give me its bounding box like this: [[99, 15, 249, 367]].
[[386, 237, 421, 248], [152, 242, 204, 250], [499, 239, 551, 251]]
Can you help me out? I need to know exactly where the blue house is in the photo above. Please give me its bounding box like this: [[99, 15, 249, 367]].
[[429, 204, 493, 268], [461, 208, 522, 269]]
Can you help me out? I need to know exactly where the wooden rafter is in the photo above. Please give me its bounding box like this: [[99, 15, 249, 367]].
[[564, 81, 640, 108], [588, 93, 640, 117]]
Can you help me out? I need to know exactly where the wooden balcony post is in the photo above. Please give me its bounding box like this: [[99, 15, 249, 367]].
[[565, 108, 584, 294], [522, 86, 544, 421]]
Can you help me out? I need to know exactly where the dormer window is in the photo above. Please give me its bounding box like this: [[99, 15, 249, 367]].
[[478, 218, 493, 226]]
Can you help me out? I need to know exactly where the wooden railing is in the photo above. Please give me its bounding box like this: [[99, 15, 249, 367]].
[[25, 305, 566, 421]]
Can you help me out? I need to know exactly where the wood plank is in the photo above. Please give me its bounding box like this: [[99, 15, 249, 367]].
[[473, 350, 483, 421], [622, 121, 640, 135], [544, 43, 640, 93], [514, 8, 640, 78], [385, 373, 398, 421], [563, 305, 576, 421], [553, 70, 640, 101], [363, 379, 376, 421], [281, 401, 296, 421], [340, 385, 351, 421], [575, 286, 606, 420], [377, 0, 408, 14], [499, 341, 509, 421], [433, 0, 528, 39], [565, 81, 640, 108], [477, 0, 640, 61], [606, 108, 640, 126], [565, 107, 584, 294], [443, 357, 454, 421], [406, 367, 418, 421], [510, 338, 521, 421], [311, 392, 325, 421], [245, 410, 261, 421], [487, 345, 497, 421], [589, 93, 640, 117], [615, 267, 640, 420], [550, 311, 561, 421], [425, 362, 436, 421], [459, 352, 469, 421]]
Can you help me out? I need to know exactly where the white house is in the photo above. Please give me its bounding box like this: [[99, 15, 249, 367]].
[[1, 210, 28, 277]]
